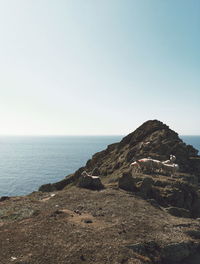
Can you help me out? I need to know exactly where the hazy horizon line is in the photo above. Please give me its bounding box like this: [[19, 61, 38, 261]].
[[0, 134, 199, 137]]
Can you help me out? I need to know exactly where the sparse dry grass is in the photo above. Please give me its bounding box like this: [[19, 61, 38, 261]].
[[0, 185, 199, 264]]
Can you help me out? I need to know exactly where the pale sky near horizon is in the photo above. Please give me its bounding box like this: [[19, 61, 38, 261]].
[[0, 0, 199, 135]]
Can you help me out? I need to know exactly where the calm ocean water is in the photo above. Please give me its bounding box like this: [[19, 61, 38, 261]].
[[0, 136, 122, 196], [0, 135, 199, 197]]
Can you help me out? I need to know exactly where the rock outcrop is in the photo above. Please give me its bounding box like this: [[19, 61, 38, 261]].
[[39, 120, 200, 217], [39, 120, 200, 193], [2, 120, 200, 264], [77, 175, 104, 190], [38, 120, 200, 219], [72, 120, 200, 183], [118, 171, 138, 192]]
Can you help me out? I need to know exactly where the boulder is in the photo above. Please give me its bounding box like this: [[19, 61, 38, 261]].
[[77, 175, 104, 190], [118, 171, 138, 192], [137, 177, 154, 198], [0, 196, 9, 202]]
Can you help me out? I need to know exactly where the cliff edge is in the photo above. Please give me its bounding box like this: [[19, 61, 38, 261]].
[[39, 120, 200, 192], [1, 120, 200, 264]]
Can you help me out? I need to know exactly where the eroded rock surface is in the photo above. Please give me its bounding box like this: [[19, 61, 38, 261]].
[[38, 120, 200, 219], [31, 120, 200, 263], [77, 175, 104, 190], [40, 120, 200, 193]]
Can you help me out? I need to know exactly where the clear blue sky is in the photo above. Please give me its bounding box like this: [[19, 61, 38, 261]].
[[0, 0, 199, 135]]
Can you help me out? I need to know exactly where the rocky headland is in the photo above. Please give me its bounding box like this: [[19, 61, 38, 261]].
[[1, 120, 200, 264]]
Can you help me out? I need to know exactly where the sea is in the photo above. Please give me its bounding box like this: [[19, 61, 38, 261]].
[[0, 135, 199, 197]]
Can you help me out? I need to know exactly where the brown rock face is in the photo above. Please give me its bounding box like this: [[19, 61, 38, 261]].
[[118, 171, 138, 192], [77, 175, 104, 190], [83, 119, 199, 176], [39, 120, 200, 192]]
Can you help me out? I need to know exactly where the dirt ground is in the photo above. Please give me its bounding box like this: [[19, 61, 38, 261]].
[[0, 185, 199, 264]]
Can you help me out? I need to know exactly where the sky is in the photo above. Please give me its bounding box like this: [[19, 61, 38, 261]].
[[0, 0, 199, 135]]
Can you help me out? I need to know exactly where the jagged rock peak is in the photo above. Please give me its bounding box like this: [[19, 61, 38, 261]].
[[38, 120, 200, 193], [84, 119, 198, 173], [120, 120, 177, 146]]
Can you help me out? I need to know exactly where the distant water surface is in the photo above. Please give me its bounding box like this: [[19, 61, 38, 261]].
[[0, 136, 122, 196], [0, 135, 199, 196]]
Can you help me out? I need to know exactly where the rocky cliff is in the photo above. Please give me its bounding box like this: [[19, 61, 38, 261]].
[[39, 120, 200, 192], [38, 120, 200, 218], [1, 120, 200, 264], [85, 119, 198, 173]]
